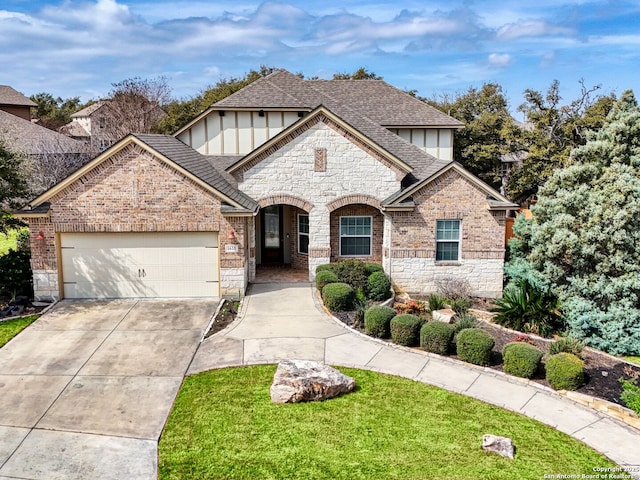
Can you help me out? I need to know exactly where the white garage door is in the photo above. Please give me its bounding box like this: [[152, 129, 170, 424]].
[[60, 232, 219, 299]]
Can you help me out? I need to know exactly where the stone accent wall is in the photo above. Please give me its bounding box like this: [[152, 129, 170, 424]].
[[390, 258, 504, 298], [329, 204, 383, 263], [386, 169, 506, 297], [26, 143, 247, 299], [240, 121, 401, 280]]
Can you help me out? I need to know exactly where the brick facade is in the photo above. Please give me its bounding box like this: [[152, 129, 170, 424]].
[[25, 143, 247, 299], [386, 169, 506, 297], [330, 204, 383, 263]]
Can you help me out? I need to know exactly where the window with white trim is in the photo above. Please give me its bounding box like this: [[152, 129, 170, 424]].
[[298, 214, 309, 255], [436, 219, 461, 261], [340, 216, 372, 256]]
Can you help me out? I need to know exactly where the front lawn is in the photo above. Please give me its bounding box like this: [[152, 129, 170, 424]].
[[159, 365, 615, 480], [0, 315, 38, 348], [624, 356, 640, 366], [0, 229, 18, 256]]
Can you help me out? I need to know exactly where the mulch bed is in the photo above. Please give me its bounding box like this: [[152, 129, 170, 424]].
[[204, 299, 240, 338], [334, 299, 640, 407]]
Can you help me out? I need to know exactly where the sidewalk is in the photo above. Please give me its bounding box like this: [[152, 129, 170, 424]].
[[190, 282, 640, 474]]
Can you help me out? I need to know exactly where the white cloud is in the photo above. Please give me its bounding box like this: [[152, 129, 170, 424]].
[[488, 53, 512, 67], [497, 20, 574, 40]]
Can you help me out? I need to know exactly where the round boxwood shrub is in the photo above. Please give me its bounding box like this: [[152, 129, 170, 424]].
[[333, 260, 370, 291], [316, 270, 339, 290], [315, 264, 335, 274], [545, 353, 585, 391], [390, 314, 421, 346], [456, 328, 495, 366], [364, 262, 384, 275], [364, 305, 396, 338], [502, 342, 543, 379], [322, 282, 355, 312], [366, 271, 391, 301], [420, 321, 455, 355]]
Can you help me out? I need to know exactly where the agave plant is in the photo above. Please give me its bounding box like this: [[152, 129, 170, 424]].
[[491, 279, 563, 337]]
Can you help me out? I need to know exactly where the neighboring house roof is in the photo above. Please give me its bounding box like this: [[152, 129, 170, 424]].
[[20, 134, 258, 215], [71, 101, 105, 118], [0, 109, 87, 155], [58, 121, 90, 138], [0, 85, 37, 107]]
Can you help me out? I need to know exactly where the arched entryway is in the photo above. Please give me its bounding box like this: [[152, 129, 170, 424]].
[[254, 195, 313, 282]]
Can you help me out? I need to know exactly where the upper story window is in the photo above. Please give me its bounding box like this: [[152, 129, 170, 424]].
[[436, 220, 461, 261], [340, 216, 372, 257]]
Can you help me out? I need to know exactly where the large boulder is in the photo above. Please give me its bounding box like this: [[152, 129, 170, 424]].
[[482, 434, 515, 459], [432, 308, 456, 324], [270, 360, 356, 403]]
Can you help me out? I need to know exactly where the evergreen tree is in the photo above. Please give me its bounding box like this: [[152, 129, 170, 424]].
[[507, 91, 640, 354], [0, 141, 29, 233]]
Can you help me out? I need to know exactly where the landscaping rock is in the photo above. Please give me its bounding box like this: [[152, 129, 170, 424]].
[[482, 434, 515, 459], [270, 360, 356, 404], [432, 308, 456, 324]]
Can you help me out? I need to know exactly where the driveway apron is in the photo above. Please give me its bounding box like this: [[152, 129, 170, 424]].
[[191, 282, 640, 475], [0, 299, 216, 480]]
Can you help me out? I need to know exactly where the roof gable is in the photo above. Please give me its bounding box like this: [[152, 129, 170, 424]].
[[383, 162, 517, 210], [226, 105, 414, 179], [22, 134, 257, 214], [0, 85, 37, 107]]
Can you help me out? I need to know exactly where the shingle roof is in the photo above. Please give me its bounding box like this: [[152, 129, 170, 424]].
[[58, 121, 89, 138], [71, 101, 106, 118], [0, 85, 37, 107], [132, 134, 257, 210], [0, 109, 88, 155], [218, 70, 451, 184], [309, 80, 463, 127]]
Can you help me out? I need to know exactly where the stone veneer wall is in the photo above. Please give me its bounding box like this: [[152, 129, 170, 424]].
[[26, 143, 247, 300], [386, 169, 507, 298], [239, 121, 401, 280]]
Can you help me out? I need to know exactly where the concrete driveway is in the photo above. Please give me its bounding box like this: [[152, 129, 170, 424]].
[[0, 299, 216, 480]]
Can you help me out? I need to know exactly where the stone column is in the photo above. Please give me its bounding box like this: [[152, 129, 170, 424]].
[[307, 207, 330, 280]]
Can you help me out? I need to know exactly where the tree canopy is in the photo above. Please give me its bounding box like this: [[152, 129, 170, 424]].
[[29, 93, 83, 131], [0, 141, 29, 234], [506, 90, 640, 355]]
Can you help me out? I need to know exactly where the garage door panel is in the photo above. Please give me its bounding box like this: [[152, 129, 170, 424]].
[[60, 233, 219, 299]]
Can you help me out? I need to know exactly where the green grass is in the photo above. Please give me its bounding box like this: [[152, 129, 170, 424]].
[[0, 229, 19, 256], [159, 365, 615, 480], [624, 356, 640, 365], [0, 315, 38, 348]]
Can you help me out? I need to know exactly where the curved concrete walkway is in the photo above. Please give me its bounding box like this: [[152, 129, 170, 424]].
[[190, 282, 640, 474]]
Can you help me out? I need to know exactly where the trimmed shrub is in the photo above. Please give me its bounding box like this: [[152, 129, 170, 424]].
[[549, 337, 585, 359], [450, 296, 473, 315], [456, 328, 495, 366], [545, 353, 585, 391], [620, 378, 640, 415], [452, 313, 478, 333], [364, 262, 384, 275], [428, 293, 446, 311], [322, 283, 354, 312], [390, 314, 421, 346], [502, 342, 543, 379], [420, 321, 455, 355], [0, 249, 33, 299], [316, 270, 339, 291], [315, 264, 335, 274], [333, 260, 369, 292], [364, 305, 396, 338], [16, 228, 30, 253], [366, 271, 391, 301]]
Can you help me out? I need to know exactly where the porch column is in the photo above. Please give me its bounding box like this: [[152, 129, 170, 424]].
[[382, 213, 393, 275], [248, 216, 256, 282], [307, 208, 330, 281]]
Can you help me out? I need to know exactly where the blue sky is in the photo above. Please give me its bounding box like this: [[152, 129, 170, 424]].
[[1, 0, 639, 118]]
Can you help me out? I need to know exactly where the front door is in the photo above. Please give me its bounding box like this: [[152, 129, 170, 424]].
[[261, 205, 283, 264]]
